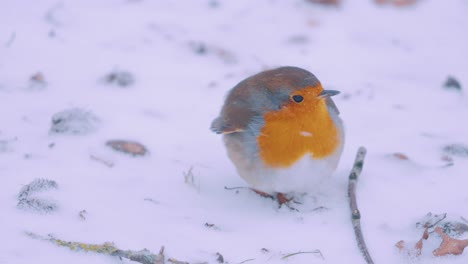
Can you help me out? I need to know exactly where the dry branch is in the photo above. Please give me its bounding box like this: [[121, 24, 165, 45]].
[[26, 232, 164, 264], [348, 147, 374, 264]]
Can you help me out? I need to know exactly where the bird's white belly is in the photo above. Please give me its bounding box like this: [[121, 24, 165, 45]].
[[240, 149, 342, 194]]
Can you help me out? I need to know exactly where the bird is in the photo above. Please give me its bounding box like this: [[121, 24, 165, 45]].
[[211, 66, 344, 205]]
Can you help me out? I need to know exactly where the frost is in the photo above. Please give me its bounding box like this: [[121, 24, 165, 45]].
[[17, 178, 58, 213], [50, 108, 100, 135]]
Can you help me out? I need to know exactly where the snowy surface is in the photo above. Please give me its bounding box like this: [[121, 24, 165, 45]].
[[1, 0, 468, 263]]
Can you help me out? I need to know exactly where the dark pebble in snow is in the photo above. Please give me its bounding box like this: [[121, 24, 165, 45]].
[[443, 76, 462, 91]]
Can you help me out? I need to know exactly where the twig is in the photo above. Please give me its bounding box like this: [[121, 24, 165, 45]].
[[416, 212, 447, 229], [224, 186, 251, 191], [90, 155, 114, 168], [238, 258, 255, 264], [348, 147, 374, 264], [281, 250, 324, 259], [168, 258, 189, 264], [26, 232, 164, 264]]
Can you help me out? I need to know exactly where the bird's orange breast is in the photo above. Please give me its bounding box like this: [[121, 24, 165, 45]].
[[257, 98, 340, 168]]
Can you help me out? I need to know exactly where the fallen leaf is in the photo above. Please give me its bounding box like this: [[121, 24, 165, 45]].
[[106, 140, 148, 156], [375, 0, 418, 7], [307, 0, 340, 6], [392, 152, 409, 160], [396, 228, 429, 257], [433, 227, 468, 256]]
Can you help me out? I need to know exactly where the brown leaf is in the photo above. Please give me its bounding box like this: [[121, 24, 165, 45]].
[[31, 72, 45, 82], [433, 227, 468, 256], [396, 228, 429, 257], [375, 0, 418, 7], [392, 152, 409, 160], [307, 0, 340, 6], [106, 140, 148, 156]]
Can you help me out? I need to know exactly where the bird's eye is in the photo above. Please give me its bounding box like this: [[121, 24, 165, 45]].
[[292, 95, 304, 103]]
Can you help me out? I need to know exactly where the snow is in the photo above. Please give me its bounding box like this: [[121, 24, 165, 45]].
[[1, 0, 468, 263]]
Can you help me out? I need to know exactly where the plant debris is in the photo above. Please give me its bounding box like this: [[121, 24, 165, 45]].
[[442, 222, 468, 237], [281, 250, 324, 260], [104, 70, 135, 87], [90, 154, 114, 167], [17, 178, 59, 213], [433, 227, 468, 256], [306, 0, 340, 6], [443, 144, 468, 158], [396, 228, 429, 257], [167, 258, 189, 264], [184, 167, 201, 191], [391, 152, 409, 160], [215, 252, 224, 263], [26, 232, 165, 264], [374, 0, 418, 7], [106, 140, 148, 156], [29, 72, 47, 89], [50, 108, 100, 135], [347, 147, 374, 264], [79, 210, 87, 221], [188, 41, 237, 64], [443, 76, 462, 91], [204, 222, 220, 231], [397, 213, 468, 258], [144, 198, 160, 205], [416, 212, 447, 229]]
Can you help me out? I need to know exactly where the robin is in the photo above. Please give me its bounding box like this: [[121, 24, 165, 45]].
[[211, 66, 344, 205]]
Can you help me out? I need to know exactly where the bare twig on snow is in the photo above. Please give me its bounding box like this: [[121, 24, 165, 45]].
[[348, 147, 374, 264]]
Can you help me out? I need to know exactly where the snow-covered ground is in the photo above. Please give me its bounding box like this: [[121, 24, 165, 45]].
[[1, 0, 468, 263]]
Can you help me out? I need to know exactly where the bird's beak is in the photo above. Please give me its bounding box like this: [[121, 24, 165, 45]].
[[318, 89, 340, 98]]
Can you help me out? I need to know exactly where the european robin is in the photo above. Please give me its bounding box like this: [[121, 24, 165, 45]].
[[211, 66, 344, 204]]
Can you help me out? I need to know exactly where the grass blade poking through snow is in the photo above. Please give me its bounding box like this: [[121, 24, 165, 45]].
[[348, 147, 374, 264]]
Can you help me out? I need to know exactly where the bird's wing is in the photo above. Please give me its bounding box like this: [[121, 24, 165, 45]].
[[210, 102, 256, 134]]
